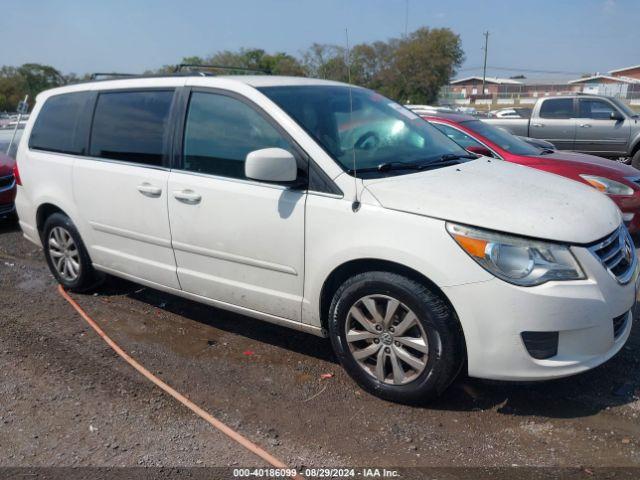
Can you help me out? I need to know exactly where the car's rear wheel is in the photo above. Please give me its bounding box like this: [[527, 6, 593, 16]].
[[328, 271, 464, 404], [632, 149, 640, 170], [42, 213, 102, 291]]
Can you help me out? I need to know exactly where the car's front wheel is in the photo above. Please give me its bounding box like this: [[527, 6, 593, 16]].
[[328, 271, 464, 404]]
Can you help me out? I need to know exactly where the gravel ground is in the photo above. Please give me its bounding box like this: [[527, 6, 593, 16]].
[[0, 216, 639, 473]]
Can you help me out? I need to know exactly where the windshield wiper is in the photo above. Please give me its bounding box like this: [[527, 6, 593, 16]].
[[346, 154, 476, 175], [347, 162, 423, 174], [437, 153, 478, 161], [539, 148, 555, 155]]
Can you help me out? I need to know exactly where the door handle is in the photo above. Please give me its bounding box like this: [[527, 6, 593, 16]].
[[137, 183, 162, 197], [173, 189, 202, 204], [532, 123, 544, 127], [579, 123, 592, 128]]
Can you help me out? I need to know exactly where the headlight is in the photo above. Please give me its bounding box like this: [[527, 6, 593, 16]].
[[446, 223, 585, 286], [579, 175, 634, 196]]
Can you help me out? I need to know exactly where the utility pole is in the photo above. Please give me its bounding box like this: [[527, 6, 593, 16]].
[[404, 0, 409, 37], [481, 31, 490, 110]]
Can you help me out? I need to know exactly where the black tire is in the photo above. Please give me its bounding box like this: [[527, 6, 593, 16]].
[[328, 271, 464, 404], [632, 149, 640, 170], [42, 213, 102, 292]]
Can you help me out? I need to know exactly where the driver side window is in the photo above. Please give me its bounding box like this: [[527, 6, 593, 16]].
[[182, 92, 293, 180], [578, 99, 617, 120], [432, 123, 482, 150]]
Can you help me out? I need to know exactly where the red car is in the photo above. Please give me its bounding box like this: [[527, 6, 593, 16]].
[[425, 113, 640, 233], [0, 153, 16, 219]]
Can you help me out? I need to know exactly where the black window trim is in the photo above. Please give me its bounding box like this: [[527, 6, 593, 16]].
[[172, 86, 342, 196], [87, 87, 178, 170]]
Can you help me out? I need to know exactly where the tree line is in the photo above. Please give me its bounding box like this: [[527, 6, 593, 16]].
[[0, 27, 463, 112]]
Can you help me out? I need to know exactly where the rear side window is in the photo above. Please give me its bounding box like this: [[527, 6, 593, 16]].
[[539, 98, 574, 119], [29, 92, 91, 154], [89, 90, 174, 166]]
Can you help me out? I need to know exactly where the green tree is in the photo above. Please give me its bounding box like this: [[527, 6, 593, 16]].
[[17, 63, 65, 103], [300, 28, 463, 103], [0, 63, 65, 111], [301, 44, 348, 81], [207, 48, 305, 75], [388, 28, 464, 103]]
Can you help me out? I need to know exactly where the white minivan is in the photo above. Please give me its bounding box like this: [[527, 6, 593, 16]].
[[14, 75, 637, 403]]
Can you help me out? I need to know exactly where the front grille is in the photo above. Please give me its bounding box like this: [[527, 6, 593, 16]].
[[589, 226, 637, 284], [613, 312, 629, 339], [0, 174, 14, 190]]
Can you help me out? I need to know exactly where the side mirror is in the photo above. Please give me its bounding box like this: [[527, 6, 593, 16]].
[[610, 111, 624, 121], [466, 145, 493, 157], [245, 148, 298, 183]]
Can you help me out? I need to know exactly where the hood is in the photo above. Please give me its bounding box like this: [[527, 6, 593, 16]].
[[0, 153, 14, 176], [364, 158, 621, 244], [524, 151, 639, 177]]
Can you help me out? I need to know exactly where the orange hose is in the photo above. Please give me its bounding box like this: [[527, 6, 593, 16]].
[[57, 285, 304, 479]]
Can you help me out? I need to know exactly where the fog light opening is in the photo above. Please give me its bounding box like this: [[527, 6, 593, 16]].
[[521, 331, 559, 360]]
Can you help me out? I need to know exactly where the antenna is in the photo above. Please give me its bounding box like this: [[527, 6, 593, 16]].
[[345, 28, 360, 212]]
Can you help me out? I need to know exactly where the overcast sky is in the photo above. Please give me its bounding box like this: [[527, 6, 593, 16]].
[[3, 0, 638, 79]]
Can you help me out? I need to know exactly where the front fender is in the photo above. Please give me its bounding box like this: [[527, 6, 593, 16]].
[[301, 192, 493, 327]]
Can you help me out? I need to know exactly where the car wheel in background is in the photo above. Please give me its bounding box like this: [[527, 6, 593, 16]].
[[632, 150, 640, 170]]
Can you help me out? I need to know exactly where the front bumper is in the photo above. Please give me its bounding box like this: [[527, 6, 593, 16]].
[[0, 174, 16, 217], [443, 242, 637, 381]]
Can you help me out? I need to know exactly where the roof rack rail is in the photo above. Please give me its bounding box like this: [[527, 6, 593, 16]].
[[174, 63, 271, 75], [90, 72, 139, 80]]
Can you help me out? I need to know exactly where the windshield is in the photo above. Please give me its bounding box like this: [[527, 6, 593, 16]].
[[461, 120, 542, 156], [259, 85, 469, 174]]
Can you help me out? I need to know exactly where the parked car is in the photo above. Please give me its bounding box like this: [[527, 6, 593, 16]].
[[489, 107, 532, 119], [405, 104, 455, 116], [0, 152, 16, 218], [0, 127, 24, 159], [517, 135, 556, 150], [426, 112, 640, 233], [406, 104, 478, 116], [15, 76, 636, 403], [482, 94, 640, 165]]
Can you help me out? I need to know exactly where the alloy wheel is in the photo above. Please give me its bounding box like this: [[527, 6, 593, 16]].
[[48, 226, 81, 282], [345, 294, 429, 385]]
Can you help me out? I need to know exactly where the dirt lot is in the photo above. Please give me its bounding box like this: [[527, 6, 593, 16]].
[[1, 217, 639, 474]]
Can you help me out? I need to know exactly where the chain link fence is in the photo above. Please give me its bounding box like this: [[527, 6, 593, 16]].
[[439, 83, 640, 109]]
